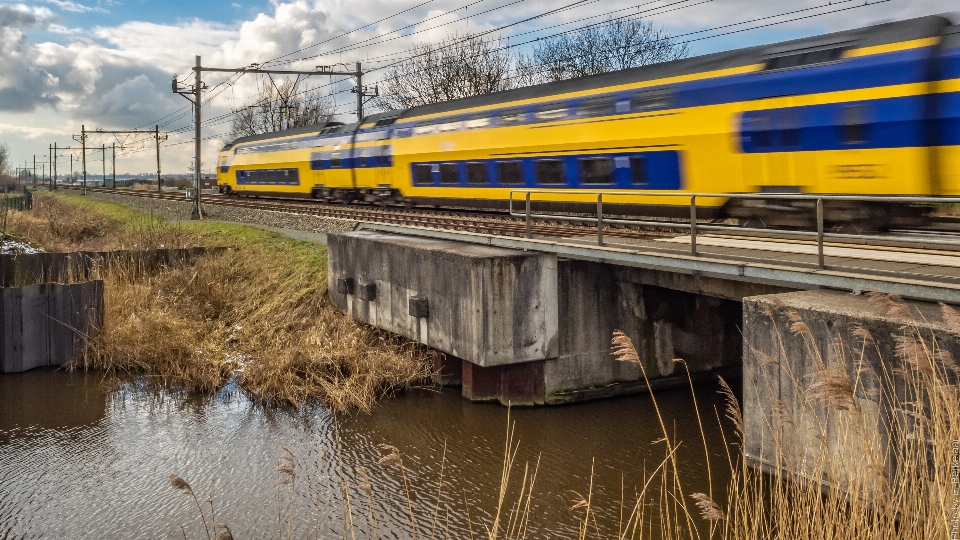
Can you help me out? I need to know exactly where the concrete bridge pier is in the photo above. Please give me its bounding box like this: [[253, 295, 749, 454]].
[[327, 230, 744, 405], [742, 290, 960, 489]]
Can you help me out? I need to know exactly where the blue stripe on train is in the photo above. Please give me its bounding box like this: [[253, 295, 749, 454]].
[[935, 91, 960, 146], [411, 151, 682, 190], [739, 94, 931, 153], [936, 46, 960, 80], [236, 168, 301, 185], [676, 47, 936, 111]]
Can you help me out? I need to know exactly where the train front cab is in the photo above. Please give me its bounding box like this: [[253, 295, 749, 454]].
[[216, 147, 232, 193]]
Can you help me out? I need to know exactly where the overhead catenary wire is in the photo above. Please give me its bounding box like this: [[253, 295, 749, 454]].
[[164, 0, 704, 133], [222, 0, 882, 121], [135, 0, 892, 161], [132, 0, 446, 130]]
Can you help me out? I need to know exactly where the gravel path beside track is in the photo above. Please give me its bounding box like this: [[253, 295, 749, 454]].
[[83, 191, 359, 235]]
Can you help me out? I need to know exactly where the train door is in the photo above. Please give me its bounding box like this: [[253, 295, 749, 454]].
[[741, 98, 805, 192]]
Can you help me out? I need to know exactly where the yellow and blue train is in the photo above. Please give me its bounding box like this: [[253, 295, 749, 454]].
[[217, 15, 960, 225]]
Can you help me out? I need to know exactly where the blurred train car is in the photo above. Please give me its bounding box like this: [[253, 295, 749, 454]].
[[216, 15, 960, 227]]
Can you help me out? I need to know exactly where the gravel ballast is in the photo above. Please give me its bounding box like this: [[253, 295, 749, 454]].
[[83, 191, 359, 235]]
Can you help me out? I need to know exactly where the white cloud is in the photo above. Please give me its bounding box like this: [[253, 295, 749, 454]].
[[0, 121, 67, 138], [44, 0, 108, 14]]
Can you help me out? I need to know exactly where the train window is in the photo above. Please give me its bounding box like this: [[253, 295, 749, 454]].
[[840, 105, 867, 144], [630, 157, 648, 186], [414, 164, 434, 185], [580, 158, 615, 185], [440, 163, 459, 184], [380, 145, 393, 166], [290, 169, 299, 184], [578, 96, 617, 117], [465, 113, 491, 129], [375, 117, 397, 127], [764, 47, 845, 71], [497, 161, 523, 185], [498, 108, 526, 125], [632, 88, 672, 112], [750, 114, 772, 149], [536, 159, 565, 185], [779, 110, 801, 148], [331, 150, 342, 168], [534, 103, 568, 122], [413, 122, 436, 136], [438, 120, 462, 132], [467, 162, 488, 185]]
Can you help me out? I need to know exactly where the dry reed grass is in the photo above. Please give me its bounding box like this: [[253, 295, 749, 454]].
[[74, 237, 430, 411], [10, 192, 429, 411], [4, 192, 199, 252]]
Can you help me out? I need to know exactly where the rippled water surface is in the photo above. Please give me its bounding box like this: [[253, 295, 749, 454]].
[[0, 369, 734, 539]]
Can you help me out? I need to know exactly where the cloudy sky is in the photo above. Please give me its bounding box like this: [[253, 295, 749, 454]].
[[0, 0, 953, 175]]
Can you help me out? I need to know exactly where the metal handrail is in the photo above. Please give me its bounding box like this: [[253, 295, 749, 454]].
[[508, 190, 960, 270]]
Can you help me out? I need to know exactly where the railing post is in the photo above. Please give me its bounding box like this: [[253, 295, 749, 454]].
[[597, 193, 603, 246], [525, 192, 531, 239], [817, 198, 824, 269], [690, 195, 697, 257]]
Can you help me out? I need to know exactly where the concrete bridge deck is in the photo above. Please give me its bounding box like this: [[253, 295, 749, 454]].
[[356, 222, 960, 304]]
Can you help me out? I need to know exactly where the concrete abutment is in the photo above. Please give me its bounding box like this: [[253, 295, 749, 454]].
[[328, 231, 747, 405], [742, 289, 960, 490], [328, 229, 960, 490]]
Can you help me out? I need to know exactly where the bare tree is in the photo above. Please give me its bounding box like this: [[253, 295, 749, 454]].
[[516, 18, 689, 85], [372, 33, 514, 110], [0, 143, 15, 191], [0, 143, 10, 177], [371, 20, 688, 110], [229, 77, 336, 140]]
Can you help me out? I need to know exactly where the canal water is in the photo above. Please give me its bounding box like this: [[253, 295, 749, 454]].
[[0, 369, 735, 539]]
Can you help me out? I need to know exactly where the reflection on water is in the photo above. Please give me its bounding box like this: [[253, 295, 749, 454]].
[[0, 370, 735, 539]]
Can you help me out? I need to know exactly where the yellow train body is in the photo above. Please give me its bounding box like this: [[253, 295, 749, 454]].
[[217, 16, 960, 219]]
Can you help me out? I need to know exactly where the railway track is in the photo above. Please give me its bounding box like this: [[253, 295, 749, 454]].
[[55, 187, 960, 251], [58, 186, 676, 241]]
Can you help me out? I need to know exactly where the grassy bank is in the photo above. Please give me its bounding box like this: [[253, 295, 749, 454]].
[[5, 192, 430, 411]]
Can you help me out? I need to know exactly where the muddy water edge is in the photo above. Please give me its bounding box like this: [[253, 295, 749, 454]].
[[0, 368, 735, 539]]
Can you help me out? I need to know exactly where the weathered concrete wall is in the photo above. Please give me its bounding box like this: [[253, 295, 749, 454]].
[[743, 290, 960, 485], [327, 230, 558, 367], [0, 280, 104, 373], [329, 232, 745, 405], [547, 260, 742, 399]]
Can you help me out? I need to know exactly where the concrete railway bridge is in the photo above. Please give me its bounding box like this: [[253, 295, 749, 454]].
[[327, 190, 960, 475]]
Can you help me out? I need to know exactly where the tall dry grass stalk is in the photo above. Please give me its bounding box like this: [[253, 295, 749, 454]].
[[606, 296, 960, 540]]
